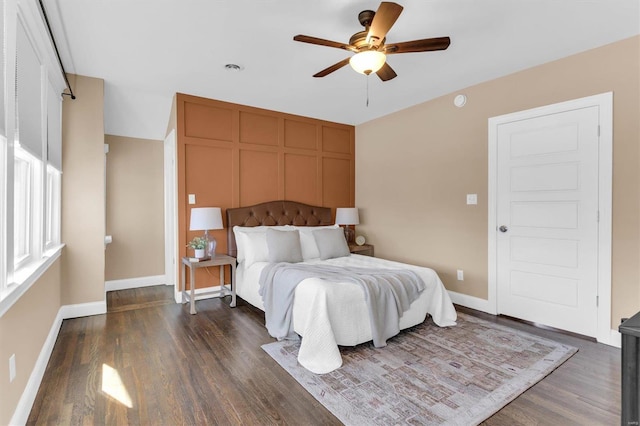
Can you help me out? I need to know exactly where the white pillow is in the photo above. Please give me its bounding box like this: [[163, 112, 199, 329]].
[[233, 226, 267, 263], [233, 226, 289, 266], [294, 225, 339, 260], [313, 228, 350, 260], [267, 229, 303, 263]]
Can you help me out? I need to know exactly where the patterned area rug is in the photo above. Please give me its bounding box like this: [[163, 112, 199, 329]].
[[262, 312, 577, 425]]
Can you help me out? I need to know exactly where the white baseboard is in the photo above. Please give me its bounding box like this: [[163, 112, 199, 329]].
[[604, 328, 621, 348], [447, 290, 496, 314], [59, 300, 107, 319], [10, 299, 107, 424], [105, 275, 166, 292], [10, 310, 63, 426]]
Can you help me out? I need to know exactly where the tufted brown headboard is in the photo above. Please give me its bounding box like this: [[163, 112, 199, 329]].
[[226, 200, 333, 257]]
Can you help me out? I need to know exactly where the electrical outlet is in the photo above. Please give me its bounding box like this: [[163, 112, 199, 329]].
[[9, 354, 16, 383], [457, 270, 464, 281], [188, 194, 196, 205], [466, 194, 477, 205]]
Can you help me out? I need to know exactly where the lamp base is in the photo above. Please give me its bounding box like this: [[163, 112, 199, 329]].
[[343, 226, 355, 244], [207, 238, 217, 258], [204, 231, 217, 258]]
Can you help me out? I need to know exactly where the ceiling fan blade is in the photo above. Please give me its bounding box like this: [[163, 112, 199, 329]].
[[367, 2, 404, 47], [385, 36, 451, 54], [294, 35, 355, 52], [313, 58, 351, 78], [376, 62, 397, 81]]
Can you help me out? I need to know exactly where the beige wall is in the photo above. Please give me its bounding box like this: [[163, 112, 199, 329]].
[[356, 35, 640, 325], [105, 135, 165, 281], [0, 258, 62, 425], [1, 73, 106, 423], [61, 74, 106, 305]]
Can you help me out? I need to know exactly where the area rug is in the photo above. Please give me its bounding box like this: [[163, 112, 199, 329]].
[[262, 312, 577, 425]]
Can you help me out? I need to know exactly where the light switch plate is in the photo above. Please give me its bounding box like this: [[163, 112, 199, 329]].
[[466, 194, 477, 205], [188, 194, 196, 205]]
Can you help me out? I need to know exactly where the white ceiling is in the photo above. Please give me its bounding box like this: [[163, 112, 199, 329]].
[[43, 0, 639, 141]]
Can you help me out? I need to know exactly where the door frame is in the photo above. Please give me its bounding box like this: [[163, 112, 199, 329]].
[[163, 129, 180, 302], [487, 92, 613, 345]]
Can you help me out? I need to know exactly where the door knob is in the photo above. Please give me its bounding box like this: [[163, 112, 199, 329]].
[[499, 225, 508, 233]]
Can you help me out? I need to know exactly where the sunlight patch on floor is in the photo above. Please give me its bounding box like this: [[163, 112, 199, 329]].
[[101, 364, 133, 408]]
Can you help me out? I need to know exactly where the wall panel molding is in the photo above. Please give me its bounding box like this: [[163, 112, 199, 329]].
[[175, 93, 354, 288]]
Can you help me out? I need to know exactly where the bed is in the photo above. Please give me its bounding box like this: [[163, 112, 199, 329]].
[[226, 200, 457, 374]]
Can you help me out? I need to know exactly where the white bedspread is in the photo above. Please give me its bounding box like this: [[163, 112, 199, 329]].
[[237, 254, 457, 374]]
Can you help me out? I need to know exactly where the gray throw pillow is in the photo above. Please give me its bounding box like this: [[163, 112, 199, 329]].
[[313, 228, 350, 260], [266, 229, 303, 263]]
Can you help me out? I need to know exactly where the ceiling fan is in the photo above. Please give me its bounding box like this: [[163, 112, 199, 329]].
[[293, 2, 450, 81]]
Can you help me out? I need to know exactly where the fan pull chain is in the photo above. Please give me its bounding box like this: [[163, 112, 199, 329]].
[[366, 75, 370, 107]]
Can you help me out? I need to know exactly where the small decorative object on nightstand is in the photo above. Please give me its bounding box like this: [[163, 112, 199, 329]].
[[181, 255, 236, 314], [349, 243, 374, 257], [187, 236, 208, 259]]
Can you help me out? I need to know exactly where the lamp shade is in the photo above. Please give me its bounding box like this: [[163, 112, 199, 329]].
[[349, 51, 386, 75], [335, 207, 360, 225], [189, 207, 223, 231]]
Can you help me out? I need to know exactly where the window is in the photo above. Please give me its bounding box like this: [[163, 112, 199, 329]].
[[45, 165, 61, 248], [13, 147, 34, 268], [1, 2, 65, 312]]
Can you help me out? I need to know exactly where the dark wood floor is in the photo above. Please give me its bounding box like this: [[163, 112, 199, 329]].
[[28, 285, 621, 425]]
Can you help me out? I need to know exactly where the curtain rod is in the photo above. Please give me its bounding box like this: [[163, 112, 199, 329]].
[[38, 0, 76, 99]]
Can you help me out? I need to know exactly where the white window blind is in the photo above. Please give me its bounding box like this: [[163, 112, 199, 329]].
[[47, 82, 62, 171], [16, 20, 43, 160]]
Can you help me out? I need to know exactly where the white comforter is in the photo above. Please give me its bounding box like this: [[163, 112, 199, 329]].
[[237, 254, 457, 374]]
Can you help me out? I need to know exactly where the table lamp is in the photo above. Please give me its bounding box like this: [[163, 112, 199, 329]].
[[335, 207, 359, 244], [189, 207, 223, 257]]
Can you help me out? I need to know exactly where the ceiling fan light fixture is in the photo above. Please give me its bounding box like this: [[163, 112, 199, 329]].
[[349, 50, 386, 75], [293, 2, 450, 81]]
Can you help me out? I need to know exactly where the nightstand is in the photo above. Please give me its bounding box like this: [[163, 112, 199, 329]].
[[181, 254, 236, 314], [349, 243, 374, 257]]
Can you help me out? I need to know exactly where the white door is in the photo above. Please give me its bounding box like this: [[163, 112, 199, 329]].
[[496, 106, 600, 337]]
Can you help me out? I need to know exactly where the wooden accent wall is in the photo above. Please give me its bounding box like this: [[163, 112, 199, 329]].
[[176, 93, 355, 288]]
